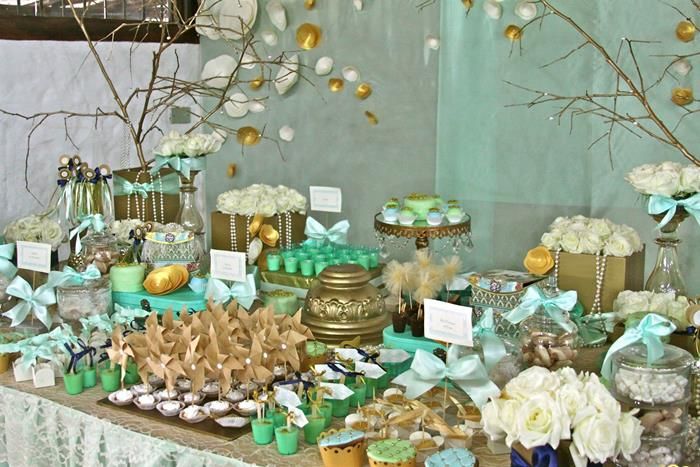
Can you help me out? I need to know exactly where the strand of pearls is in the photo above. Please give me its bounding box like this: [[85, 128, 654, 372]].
[[591, 252, 607, 313], [229, 215, 237, 251], [285, 212, 292, 247], [553, 249, 561, 291]]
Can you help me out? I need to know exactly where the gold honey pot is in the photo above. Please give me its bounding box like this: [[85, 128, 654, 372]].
[[303, 264, 388, 345]]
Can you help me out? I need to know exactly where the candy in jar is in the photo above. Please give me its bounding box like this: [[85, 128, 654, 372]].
[[57, 277, 113, 322]]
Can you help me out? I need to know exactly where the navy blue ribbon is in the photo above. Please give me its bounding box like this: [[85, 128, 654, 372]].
[[327, 361, 364, 378], [64, 339, 96, 373], [273, 377, 315, 392], [510, 445, 602, 467]]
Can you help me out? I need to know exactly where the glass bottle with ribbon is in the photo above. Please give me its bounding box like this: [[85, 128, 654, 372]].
[[504, 278, 579, 370]]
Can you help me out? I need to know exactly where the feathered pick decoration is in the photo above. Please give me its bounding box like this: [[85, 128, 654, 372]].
[[441, 256, 462, 289], [383, 260, 406, 297], [414, 249, 432, 269]]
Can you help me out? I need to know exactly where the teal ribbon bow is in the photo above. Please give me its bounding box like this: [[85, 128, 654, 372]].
[[205, 274, 257, 309], [601, 313, 676, 379], [69, 213, 106, 253], [648, 193, 700, 230], [2, 276, 56, 329], [48, 265, 101, 288], [569, 303, 618, 347], [79, 314, 114, 340], [111, 304, 150, 327], [391, 346, 500, 408], [304, 217, 350, 245], [504, 285, 577, 333], [0, 325, 77, 370], [0, 243, 17, 279], [473, 308, 507, 372], [113, 172, 181, 198], [149, 154, 207, 178]]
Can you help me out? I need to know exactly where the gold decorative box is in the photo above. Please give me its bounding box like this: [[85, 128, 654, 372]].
[[210, 211, 306, 253]]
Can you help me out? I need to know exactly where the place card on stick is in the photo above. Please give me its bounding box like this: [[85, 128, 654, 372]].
[[423, 298, 473, 346]]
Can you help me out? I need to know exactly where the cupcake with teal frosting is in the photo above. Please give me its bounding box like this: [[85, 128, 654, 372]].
[[367, 439, 417, 467], [425, 448, 478, 467]]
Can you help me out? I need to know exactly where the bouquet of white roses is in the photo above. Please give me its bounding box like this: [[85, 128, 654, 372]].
[[154, 130, 225, 158], [613, 290, 691, 328], [3, 214, 64, 250], [216, 184, 307, 217], [540, 215, 642, 257], [626, 161, 700, 198], [482, 366, 643, 467]]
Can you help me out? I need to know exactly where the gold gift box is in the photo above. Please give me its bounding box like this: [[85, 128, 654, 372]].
[[554, 249, 645, 313], [211, 211, 307, 253], [113, 167, 180, 223]]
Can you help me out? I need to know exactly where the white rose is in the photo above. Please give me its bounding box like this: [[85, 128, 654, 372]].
[[616, 410, 643, 461], [667, 295, 690, 327], [680, 165, 700, 193], [541, 232, 561, 250], [41, 220, 64, 249], [257, 200, 277, 217], [644, 163, 682, 197], [570, 414, 619, 465], [613, 290, 651, 315], [481, 398, 521, 446], [183, 135, 205, 156], [550, 216, 571, 229], [578, 230, 603, 255], [588, 218, 612, 239], [504, 366, 560, 401], [515, 393, 570, 449], [556, 367, 582, 388], [560, 231, 581, 254], [557, 384, 594, 427], [649, 291, 675, 312], [583, 376, 621, 420], [625, 164, 658, 195], [603, 232, 633, 257]]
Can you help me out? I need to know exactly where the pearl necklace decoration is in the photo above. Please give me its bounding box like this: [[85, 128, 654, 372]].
[[245, 215, 252, 251], [553, 249, 561, 292], [285, 212, 292, 247], [229, 215, 237, 251], [125, 170, 166, 223], [553, 248, 607, 313]]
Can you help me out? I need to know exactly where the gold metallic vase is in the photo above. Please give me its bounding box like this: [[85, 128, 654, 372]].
[[303, 265, 388, 345]]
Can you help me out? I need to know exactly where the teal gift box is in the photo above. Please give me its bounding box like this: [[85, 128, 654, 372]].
[[113, 288, 206, 316]]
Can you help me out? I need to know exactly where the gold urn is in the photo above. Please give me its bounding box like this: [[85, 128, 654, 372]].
[[303, 264, 388, 345]]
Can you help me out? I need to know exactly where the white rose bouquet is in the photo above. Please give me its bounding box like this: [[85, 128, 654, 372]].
[[540, 215, 642, 257], [613, 290, 691, 328], [482, 366, 643, 467], [150, 130, 226, 179], [216, 184, 307, 216], [3, 214, 64, 250]]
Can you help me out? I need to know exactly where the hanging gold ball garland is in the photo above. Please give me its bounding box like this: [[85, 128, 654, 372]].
[[355, 82, 373, 100], [328, 78, 345, 92], [236, 126, 262, 146], [676, 20, 696, 42], [365, 111, 379, 125], [296, 23, 322, 50], [504, 25, 523, 41], [671, 87, 694, 106], [249, 76, 264, 90]]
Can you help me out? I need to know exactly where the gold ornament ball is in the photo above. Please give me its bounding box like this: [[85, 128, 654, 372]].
[[364, 111, 378, 125], [504, 25, 522, 41], [355, 82, 372, 100], [236, 126, 262, 146], [227, 164, 237, 178], [328, 78, 344, 92], [296, 23, 322, 50], [462, 0, 473, 8], [249, 76, 264, 90], [676, 21, 696, 42], [304, 0, 315, 9], [671, 87, 694, 106]]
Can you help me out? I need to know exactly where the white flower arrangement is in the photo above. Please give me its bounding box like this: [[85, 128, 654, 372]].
[[216, 184, 307, 216], [155, 130, 225, 157], [3, 214, 64, 250], [540, 215, 642, 257], [626, 161, 700, 198], [613, 290, 691, 328], [482, 366, 643, 467]]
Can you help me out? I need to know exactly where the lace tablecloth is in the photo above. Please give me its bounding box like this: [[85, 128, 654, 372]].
[[0, 348, 608, 467]]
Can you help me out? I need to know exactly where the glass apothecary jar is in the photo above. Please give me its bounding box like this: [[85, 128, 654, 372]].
[[617, 432, 686, 466], [57, 277, 113, 322], [519, 311, 578, 370], [82, 232, 120, 274], [611, 343, 693, 406]]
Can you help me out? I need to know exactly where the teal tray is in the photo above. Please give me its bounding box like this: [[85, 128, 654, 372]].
[[382, 326, 446, 355], [113, 288, 207, 316]]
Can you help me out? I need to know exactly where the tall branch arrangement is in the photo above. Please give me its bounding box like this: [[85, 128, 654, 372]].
[[2, 0, 294, 192], [508, 0, 699, 167]]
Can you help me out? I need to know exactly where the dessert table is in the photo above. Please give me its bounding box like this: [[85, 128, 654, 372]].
[[0, 348, 608, 467]]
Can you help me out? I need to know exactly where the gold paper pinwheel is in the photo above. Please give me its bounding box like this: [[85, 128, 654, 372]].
[[161, 309, 182, 332], [183, 336, 211, 395], [107, 327, 135, 387], [235, 335, 272, 384], [150, 354, 184, 392], [206, 326, 245, 395], [125, 332, 151, 384]]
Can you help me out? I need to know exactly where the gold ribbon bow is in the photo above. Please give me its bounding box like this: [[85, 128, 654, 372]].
[[248, 213, 280, 247]]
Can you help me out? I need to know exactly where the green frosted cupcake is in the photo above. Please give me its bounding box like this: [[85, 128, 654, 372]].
[[367, 439, 417, 467]]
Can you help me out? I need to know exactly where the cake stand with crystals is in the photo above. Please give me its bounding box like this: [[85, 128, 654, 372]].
[[373, 213, 472, 258]]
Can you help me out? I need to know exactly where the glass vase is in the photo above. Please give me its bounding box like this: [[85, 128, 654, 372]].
[[176, 171, 204, 235], [645, 208, 688, 296]]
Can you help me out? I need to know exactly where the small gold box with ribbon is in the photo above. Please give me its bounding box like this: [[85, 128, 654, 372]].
[[113, 167, 181, 223], [211, 211, 307, 255]]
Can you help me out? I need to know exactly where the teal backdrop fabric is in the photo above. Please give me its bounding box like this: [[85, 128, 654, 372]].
[[436, 0, 699, 294], [202, 0, 440, 254]]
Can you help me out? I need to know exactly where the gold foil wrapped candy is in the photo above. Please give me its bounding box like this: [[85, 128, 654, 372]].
[[523, 246, 554, 275], [143, 264, 189, 295]]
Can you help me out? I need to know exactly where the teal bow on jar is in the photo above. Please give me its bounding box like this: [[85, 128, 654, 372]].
[[113, 172, 180, 198], [648, 193, 700, 229], [79, 314, 114, 340], [48, 264, 101, 288], [569, 303, 618, 347], [69, 213, 106, 253], [304, 217, 350, 245], [473, 308, 507, 372], [111, 304, 150, 327], [2, 276, 57, 329], [601, 313, 676, 379], [0, 243, 17, 279], [503, 285, 577, 333], [205, 274, 257, 309], [149, 155, 207, 179], [391, 346, 500, 408]]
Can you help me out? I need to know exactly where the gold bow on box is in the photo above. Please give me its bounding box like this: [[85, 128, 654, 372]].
[[247, 213, 280, 267]]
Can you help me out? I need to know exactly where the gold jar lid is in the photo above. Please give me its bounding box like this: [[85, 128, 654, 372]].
[[317, 264, 371, 288]]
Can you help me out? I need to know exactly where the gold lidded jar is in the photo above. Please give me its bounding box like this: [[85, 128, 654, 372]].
[[303, 264, 388, 345]]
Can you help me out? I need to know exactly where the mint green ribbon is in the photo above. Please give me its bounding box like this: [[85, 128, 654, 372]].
[[648, 193, 700, 229], [569, 303, 618, 346], [2, 276, 56, 329], [149, 155, 206, 178], [601, 313, 676, 379], [48, 265, 101, 288], [79, 314, 114, 340], [473, 308, 507, 372], [69, 213, 106, 253], [205, 274, 257, 309], [504, 285, 577, 333], [304, 217, 350, 245], [111, 304, 150, 327], [113, 172, 181, 198], [0, 324, 77, 370], [391, 346, 500, 408], [0, 243, 17, 279]]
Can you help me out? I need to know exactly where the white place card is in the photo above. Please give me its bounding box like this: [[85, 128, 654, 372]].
[[289, 407, 309, 428], [16, 241, 52, 273], [274, 386, 302, 409], [313, 364, 343, 381], [209, 249, 247, 282], [378, 348, 411, 364], [320, 382, 354, 400], [334, 348, 363, 362], [355, 361, 386, 379], [423, 298, 473, 346], [309, 186, 342, 213]]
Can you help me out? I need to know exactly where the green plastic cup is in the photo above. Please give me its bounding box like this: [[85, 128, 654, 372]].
[[331, 397, 351, 417], [124, 360, 139, 384], [267, 254, 282, 271], [100, 367, 121, 392], [82, 367, 97, 389], [275, 426, 299, 455], [319, 401, 333, 427], [348, 383, 366, 407], [303, 416, 326, 444], [64, 371, 84, 395], [365, 377, 379, 400], [272, 409, 287, 429], [284, 256, 299, 274], [251, 419, 275, 445]]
